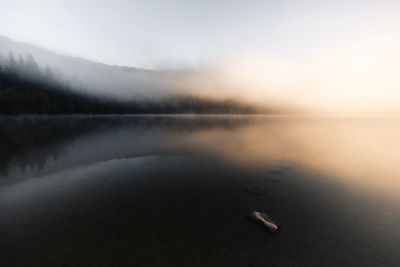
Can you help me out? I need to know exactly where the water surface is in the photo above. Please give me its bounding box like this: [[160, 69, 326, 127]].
[[1, 115, 399, 266]]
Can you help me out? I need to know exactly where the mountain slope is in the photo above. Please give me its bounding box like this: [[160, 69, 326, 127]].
[[0, 35, 194, 100], [0, 64, 257, 114]]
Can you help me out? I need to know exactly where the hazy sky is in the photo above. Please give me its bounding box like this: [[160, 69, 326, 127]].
[[1, 0, 399, 68], [1, 0, 400, 113]]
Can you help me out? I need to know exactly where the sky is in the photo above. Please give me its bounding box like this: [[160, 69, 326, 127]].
[[0, 0, 398, 68], [1, 0, 400, 112]]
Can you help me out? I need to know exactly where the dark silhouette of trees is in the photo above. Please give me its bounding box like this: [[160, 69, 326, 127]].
[[24, 53, 43, 81], [17, 55, 24, 69], [6, 51, 17, 73], [0, 51, 258, 115]]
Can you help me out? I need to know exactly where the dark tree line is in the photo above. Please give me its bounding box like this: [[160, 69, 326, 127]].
[[0, 51, 258, 115]]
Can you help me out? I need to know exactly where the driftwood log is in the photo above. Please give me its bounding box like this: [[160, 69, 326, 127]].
[[248, 211, 279, 233]]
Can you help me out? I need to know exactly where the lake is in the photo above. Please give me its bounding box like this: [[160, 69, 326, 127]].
[[1, 115, 399, 266]]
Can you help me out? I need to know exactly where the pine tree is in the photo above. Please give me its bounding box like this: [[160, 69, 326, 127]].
[[17, 54, 26, 77], [44, 65, 56, 85], [6, 51, 17, 73], [45, 65, 54, 79], [24, 53, 42, 81]]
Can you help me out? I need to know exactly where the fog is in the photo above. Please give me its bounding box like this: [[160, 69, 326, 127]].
[[2, 33, 400, 114], [0, 36, 186, 100], [1, 1, 400, 114]]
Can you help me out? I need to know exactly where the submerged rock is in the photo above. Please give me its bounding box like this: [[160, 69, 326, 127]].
[[267, 164, 291, 176], [248, 211, 279, 233], [268, 177, 284, 183], [267, 168, 285, 175], [266, 165, 290, 183], [244, 184, 267, 196]]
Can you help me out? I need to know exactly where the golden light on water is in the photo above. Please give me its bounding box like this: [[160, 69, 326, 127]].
[[176, 117, 400, 199]]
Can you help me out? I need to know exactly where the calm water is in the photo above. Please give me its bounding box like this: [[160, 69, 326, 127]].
[[0, 115, 399, 266]]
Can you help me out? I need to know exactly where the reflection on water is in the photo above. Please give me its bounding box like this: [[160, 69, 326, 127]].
[[1, 115, 400, 266], [183, 116, 400, 200], [0, 115, 253, 180], [2, 115, 400, 199]]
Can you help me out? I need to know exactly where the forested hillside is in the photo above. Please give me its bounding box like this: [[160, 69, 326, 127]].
[[0, 51, 257, 114]]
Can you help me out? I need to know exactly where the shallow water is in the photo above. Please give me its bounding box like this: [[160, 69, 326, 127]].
[[0, 115, 399, 266]]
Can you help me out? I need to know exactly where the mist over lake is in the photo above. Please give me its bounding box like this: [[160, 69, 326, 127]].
[[2, 1, 400, 266], [1, 115, 399, 266]]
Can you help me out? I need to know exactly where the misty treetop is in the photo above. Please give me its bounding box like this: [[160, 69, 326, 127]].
[[0, 51, 257, 115], [1, 51, 63, 85]]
